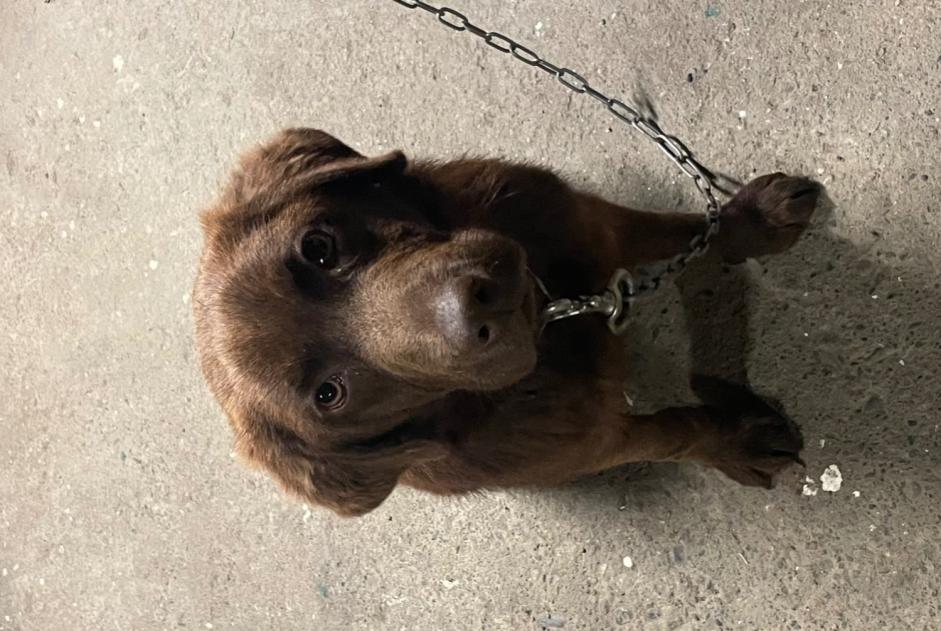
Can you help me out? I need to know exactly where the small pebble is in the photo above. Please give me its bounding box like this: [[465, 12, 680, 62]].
[[622, 556, 634, 569], [820, 464, 843, 492]]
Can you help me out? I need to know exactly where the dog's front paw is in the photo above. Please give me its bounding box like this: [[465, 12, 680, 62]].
[[692, 375, 805, 488], [714, 413, 805, 489], [718, 173, 821, 263]]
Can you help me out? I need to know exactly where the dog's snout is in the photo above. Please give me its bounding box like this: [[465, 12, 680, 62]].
[[435, 261, 526, 353]]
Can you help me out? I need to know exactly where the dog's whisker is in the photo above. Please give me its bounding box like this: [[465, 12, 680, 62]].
[[527, 268, 553, 301]]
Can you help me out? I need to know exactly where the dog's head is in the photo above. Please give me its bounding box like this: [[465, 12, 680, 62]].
[[194, 129, 540, 515]]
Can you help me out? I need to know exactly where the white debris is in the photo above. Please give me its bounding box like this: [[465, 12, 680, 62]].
[[56, 98, 64, 110], [441, 579, 459, 590], [622, 556, 633, 569], [113, 54, 125, 72], [738, 110, 747, 119], [148, 259, 159, 270], [819, 439, 826, 448], [820, 465, 843, 492], [802, 484, 818, 496], [852, 491, 861, 498]]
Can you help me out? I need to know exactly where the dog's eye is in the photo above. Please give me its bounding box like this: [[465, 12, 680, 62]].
[[300, 230, 338, 269], [315, 377, 346, 410]]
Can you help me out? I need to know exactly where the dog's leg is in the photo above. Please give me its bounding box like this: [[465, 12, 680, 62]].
[[581, 172, 821, 267], [589, 376, 804, 488]]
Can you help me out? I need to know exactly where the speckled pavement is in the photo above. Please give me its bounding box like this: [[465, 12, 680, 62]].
[[2, 1, 939, 629]]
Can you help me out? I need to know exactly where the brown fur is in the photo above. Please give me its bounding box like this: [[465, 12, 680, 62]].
[[193, 129, 821, 516]]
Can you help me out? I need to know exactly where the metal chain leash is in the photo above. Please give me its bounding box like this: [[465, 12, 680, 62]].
[[391, 0, 740, 334]]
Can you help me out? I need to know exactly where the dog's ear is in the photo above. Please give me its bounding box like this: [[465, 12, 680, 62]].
[[223, 128, 406, 206], [233, 410, 444, 517]]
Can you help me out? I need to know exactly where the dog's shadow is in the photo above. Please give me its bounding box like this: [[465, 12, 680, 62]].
[[526, 185, 940, 523]]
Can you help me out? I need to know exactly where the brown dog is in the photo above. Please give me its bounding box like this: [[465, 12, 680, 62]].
[[193, 128, 820, 516]]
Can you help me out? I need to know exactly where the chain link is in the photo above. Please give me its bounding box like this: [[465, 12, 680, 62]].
[[391, 0, 739, 334]]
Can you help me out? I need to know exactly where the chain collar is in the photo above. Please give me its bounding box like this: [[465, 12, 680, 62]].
[[392, 0, 741, 334]]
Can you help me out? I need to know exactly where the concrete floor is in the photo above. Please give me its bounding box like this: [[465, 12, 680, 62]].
[[2, 1, 939, 629]]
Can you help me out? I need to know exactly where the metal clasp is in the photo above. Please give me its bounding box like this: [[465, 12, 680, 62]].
[[604, 268, 634, 335], [540, 268, 634, 335]]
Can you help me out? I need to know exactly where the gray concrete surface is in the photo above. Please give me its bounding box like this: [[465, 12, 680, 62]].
[[2, 1, 939, 629]]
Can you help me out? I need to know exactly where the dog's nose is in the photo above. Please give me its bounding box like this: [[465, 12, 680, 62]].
[[435, 262, 526, 353]]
